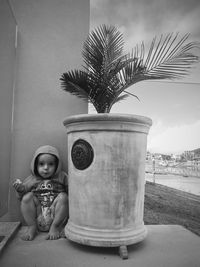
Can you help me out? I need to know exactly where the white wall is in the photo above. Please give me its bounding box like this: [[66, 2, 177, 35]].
[[5, 0, 89, 221]]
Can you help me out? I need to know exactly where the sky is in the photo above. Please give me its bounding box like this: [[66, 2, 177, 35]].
[[89, 0, 200, 155]]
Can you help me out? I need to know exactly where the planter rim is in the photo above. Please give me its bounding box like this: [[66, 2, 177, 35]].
[[63, 113, 152, 126]]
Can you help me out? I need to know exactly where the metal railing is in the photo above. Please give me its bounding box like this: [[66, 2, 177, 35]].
[[145, 161, 200, 178]]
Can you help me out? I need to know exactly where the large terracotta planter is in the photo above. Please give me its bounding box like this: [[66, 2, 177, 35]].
[[63, 114, 152, 248]]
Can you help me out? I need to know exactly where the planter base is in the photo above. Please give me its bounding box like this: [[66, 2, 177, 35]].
[[65, 220, 147, 247]]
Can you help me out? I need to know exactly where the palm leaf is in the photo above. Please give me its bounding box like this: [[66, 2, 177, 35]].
[[117, 33, 199, 88], [82, 25, 125, 96], [142, 33, 199, 79], [82, 25, 124, 72], [60, 70, 90, 100], [60, 25, 200, 113], [112, 93, 130, 106]]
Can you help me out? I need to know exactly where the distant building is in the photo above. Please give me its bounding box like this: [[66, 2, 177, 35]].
[[183, 150, 195, 160]]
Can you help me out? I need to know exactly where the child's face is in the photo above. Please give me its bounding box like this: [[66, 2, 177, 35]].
[[37, 154, 57, 179]]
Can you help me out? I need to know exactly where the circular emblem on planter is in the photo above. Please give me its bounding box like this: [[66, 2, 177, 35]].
[[71, 139, 94, 170]]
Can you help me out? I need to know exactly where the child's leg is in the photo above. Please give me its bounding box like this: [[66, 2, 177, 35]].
[[46, 192, 68, 240], [21, 192, 41, 241]]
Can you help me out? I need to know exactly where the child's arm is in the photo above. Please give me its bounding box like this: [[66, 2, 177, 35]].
[[52, 171, 68, 194], [13, 175, 37, 199], [13, 179, 26, 199]]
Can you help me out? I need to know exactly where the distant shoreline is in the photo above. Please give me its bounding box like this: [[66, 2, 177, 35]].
[[145, 173, 200, 196]]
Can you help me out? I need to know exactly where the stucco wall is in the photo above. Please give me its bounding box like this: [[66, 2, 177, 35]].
[[0, 0, 16, 217], [4, 0, 89, 221]]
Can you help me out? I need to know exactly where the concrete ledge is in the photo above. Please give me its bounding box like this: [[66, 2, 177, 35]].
[[0, 222, 21, 255], [0, 225, 199, 266]]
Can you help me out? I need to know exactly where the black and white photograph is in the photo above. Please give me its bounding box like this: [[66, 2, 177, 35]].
[[0, 0, 200, 266]]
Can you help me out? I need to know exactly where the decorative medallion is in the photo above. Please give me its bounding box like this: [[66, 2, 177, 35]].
[[71, 139, 94, 170]]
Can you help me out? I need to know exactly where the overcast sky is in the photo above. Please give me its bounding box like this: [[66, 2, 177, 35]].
[[90, 0, 200, 154]]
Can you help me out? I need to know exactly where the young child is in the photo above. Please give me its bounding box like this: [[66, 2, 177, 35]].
[[13, 145, 68, 241]]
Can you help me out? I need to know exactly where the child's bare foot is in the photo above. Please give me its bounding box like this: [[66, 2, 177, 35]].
[[46, 225, 60, 240], [21, 225, 37, 241]]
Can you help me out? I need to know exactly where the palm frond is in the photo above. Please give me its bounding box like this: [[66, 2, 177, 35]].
[[114, 33, 199, 100], [113, 93, 129, 104], [143, 33, 199, 79], [60, 70, 90, 101], [124, 90, 140, 101], [82, 25, 124, 72], [82, 25, 125, 96], [60, 25, 200, 113]]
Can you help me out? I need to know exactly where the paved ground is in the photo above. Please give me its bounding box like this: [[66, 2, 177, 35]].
[[0, 225, 200, 267], [0, 222, 20, 255]]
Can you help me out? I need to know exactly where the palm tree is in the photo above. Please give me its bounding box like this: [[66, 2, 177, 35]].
[[60, 24, 199, 113]]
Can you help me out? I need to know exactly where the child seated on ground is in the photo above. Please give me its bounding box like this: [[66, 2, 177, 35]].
[[13, 145, 68, 241]]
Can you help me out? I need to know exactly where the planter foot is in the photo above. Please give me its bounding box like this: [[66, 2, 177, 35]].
[[119, 245, 128, 260]]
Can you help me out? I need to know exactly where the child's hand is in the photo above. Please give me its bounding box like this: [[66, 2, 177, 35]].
[[13, 179, 25, 193]]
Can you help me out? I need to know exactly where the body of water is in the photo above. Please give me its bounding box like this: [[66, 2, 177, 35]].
[[145, 173, 200, 196]]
